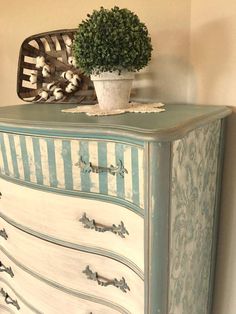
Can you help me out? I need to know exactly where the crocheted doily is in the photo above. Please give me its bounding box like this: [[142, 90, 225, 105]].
[[61, 102, 165, 116]]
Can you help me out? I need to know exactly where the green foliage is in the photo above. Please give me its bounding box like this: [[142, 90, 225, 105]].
[[73, 6, 153, 75]]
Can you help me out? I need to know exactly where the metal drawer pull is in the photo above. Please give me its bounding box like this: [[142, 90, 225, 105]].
[[0, 192, 2, 199], [0, 261, 14, 278], [79, 213, 129, 238], [83, 265, 130, 293], [0, 288, 20, 310], [75, 156, 128, 178], [0, 228, 8, 240]]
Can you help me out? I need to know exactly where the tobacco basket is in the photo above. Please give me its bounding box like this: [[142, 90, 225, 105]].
[[17, 29, 96, 103]]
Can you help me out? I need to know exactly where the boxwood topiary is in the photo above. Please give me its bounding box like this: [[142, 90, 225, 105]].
[[73, 6, 153, 75]]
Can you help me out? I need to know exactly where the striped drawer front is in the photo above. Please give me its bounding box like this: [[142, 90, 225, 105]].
[[0, 133, 144, 209]]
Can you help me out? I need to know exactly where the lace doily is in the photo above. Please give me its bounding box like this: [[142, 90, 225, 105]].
[[61, 102, 165, 116]]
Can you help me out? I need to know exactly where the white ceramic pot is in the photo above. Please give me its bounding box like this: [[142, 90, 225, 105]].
[[91, 71, 134, 110]]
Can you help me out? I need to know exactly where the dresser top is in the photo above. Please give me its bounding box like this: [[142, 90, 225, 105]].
[[0, 103, 231, 141]]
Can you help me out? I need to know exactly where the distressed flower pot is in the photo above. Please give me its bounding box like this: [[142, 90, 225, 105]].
[[91, 71, 134, 110]]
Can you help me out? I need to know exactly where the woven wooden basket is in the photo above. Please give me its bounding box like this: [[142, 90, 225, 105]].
[[17, 29, 96, 103]]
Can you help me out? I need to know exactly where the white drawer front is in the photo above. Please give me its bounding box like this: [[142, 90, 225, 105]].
[[0, 133, 144, 209], [0, 218, 144, 314], [0, 304, 15, 314], [0, 253, 122, 314], [0, 178, 144, 274], [0, 281, 36, 314]]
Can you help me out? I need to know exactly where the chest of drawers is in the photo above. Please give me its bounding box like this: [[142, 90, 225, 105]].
[[0, 103, 231, 314]]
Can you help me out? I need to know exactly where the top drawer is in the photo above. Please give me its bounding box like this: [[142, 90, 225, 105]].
[[0, 132, 144, 209]]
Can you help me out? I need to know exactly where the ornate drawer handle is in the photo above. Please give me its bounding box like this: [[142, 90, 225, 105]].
[[75, 156, 128, 178], [0, 228, 8, 240], [82, 265, 130, 293], [0, 288, 20, 310], [0, 261, 14, 277], [79, 213, 129, 238]]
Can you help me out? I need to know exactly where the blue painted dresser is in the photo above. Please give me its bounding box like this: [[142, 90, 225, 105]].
[[0, 103, 231, 314]]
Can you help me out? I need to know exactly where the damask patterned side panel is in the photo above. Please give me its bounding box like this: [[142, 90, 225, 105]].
[[169, 120, 222, 314]]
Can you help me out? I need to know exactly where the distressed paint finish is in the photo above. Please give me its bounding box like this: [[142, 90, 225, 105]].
[[169, 120, 221, 314], [0, 134, 144, 211], [0, 104, 231, 314], [0, 217, 144, 314], [0, 252, 124, 314]]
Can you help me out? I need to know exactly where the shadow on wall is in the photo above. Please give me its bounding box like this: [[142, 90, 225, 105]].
[[131, 24, 194, 104], [132, 55, 194, 104], [188, 18, 232, 104], [213, 110, 236, 314]]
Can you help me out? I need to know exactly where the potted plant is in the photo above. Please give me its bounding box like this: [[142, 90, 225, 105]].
[[73, 6, 153, 110]]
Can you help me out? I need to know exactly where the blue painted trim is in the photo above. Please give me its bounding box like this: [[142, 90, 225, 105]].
[[19, 135, 30, 181], [207, 120, 225, 313], [144, 142, 170, 314], [62, 140, 73, 190], [0, 133, 9, 175], [98, 141, 108, 195], [8, 134, 20, 179], [32, 137, 43, 185], [46, 138, 58, 187], [0, 125, 145, 147]]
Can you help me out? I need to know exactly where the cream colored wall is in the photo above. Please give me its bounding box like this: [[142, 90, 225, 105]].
[[0, 0, 190, 106], [189, 1, 236, 314]]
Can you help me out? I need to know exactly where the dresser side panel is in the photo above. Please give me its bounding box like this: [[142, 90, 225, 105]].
[[168, 120, 222, 314]]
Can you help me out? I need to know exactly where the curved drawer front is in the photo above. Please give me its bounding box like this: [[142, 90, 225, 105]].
[[0, 178, 144, 273], [0, 280, 37, 314], [0, 218, 144, 314], [0, 132, 144, 209], [0, 253, 122, 314]]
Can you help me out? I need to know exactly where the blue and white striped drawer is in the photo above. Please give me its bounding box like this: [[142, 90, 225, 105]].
[[0, 133, 144, 209]]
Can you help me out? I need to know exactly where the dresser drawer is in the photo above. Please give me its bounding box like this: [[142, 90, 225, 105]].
[[0, 133, 144, 209], [0, 253, 122, 314], [0, 281, 37, 314], [0, 178, 144, 274], [0, 218, 144, 314]]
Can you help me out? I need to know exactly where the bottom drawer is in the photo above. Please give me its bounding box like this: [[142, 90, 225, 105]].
[[0, 252, 125, 314]]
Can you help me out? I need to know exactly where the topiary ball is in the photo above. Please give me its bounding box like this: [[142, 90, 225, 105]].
[[73, 6, 153, 75]]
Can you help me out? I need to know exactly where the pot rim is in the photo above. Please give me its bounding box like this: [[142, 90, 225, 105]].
[[91, 70, 135, 81]]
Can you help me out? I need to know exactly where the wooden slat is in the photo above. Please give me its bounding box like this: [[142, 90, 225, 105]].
[[45, 35, 56, 51], [34, 38, 45, 52], [17, 29, 95, 104], [23, 62, 37, 70]]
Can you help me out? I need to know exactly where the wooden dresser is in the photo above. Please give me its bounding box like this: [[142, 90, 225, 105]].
[[0, 103, 231, 314]]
